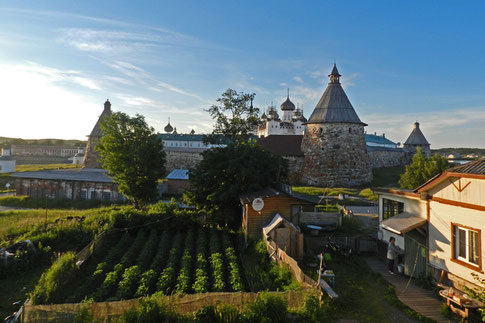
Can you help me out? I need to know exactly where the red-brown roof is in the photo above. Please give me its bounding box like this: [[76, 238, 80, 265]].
[[257, 135, 303, 156]]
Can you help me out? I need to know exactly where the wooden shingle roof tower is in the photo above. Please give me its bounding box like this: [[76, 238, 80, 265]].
[[404, 122, 431, 157], [300, 64, 372, 186], [83, 100, 112, 168]]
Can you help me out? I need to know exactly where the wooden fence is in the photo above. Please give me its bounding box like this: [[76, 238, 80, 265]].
[[21, 290, 312, 323]]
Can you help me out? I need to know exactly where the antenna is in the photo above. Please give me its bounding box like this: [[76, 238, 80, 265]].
[[287, 88, 290, 99]]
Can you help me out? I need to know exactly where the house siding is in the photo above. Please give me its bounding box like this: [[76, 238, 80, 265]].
[[428, 199, 485, 285], [243, 195, 313, 241]]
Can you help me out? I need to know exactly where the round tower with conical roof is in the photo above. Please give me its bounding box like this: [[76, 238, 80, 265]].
[[404, 122, 431, 157], [300, 64, 372, 186]]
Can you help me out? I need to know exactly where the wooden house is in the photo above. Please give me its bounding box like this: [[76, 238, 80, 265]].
[[239, 186, 315, 242], [374, 158, 485, 291]]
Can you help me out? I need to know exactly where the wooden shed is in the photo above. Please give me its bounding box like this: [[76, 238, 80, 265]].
[[239, 186, 315, 242], [263, 214, 304, 258]]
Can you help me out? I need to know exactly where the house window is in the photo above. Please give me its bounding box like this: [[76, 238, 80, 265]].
[[382, 198, 404, 220], [452, 223, 481, 269]]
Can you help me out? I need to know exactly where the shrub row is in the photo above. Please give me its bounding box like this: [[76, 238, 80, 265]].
[[192, 229, 209, 293], [174, 227, 196, 294], [209, 230, 225, 292], [156, 231, 185, 294]]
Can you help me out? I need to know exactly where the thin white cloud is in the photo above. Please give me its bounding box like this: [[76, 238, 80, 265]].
[[118, 95, 154, 106], [293, 76, 303, 83]]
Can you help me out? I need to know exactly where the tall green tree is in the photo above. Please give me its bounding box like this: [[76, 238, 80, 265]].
[[97, 112, 166, 209], [399, 148, 449, 189], [186, 141, 288, 226], [205, 89, 259, 144]]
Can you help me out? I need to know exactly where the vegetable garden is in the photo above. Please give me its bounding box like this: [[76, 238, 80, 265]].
[[33, 226, 250, 304]]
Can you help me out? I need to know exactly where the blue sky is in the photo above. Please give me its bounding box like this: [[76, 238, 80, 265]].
[[1, 1, 485, 148]]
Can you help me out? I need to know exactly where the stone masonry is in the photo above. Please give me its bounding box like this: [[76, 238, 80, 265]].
[[300, 123, 372, 186]]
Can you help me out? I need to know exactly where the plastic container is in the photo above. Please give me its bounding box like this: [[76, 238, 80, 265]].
[[397, 264, 404, 274]]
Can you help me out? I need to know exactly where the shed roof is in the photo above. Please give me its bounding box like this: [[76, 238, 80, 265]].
[[239, 186, 314, 204], [404, 122, 430, 146], [379, 212, 426, 235], [263, 213, 300, 236], [166, 169, 189, 180], [12, 168, 113, 183]]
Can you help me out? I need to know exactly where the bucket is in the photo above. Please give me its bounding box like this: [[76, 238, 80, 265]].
[[397, 264, 404, 274]]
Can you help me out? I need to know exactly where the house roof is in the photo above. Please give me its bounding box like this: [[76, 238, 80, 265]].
[[257, 135, 303, 156], [306, 65, 366, 125], [416, 158, 485, 192], [366, 146, 404, 152], [379, 212, 426, 235], [446, 158, 485, 175], [365, 134, 397, 146], [404, 122, 429, 146], [12, 168, 113, 183], [263, 213, 300, 236], [239, 186, 314, 204], [166, 169, 189, 180]]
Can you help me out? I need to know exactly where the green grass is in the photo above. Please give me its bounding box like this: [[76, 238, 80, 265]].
[[370, 165, 406, 188], [15, 164, 82, 172], [303, 255, 433, 322], [0, 195, 124, 209], [293, 186, 359, 197]]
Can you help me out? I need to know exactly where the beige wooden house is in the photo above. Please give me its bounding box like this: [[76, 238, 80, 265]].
[[375, 158, 485, 290]]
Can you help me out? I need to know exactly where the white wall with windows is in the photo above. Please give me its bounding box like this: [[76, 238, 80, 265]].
[[428, 201, 485, 280]]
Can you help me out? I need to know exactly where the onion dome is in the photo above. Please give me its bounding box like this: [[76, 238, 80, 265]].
[[261, 112, 267, 120], [173, 127, 177, 134], [164, 118, 174, 133], [190, 129, 195, 135], [280, 90, 296, 111]]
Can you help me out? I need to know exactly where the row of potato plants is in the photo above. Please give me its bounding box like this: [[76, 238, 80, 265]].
[[59, 227, 246, 303], [222, 232, 244, 292], [135, 230, 172, 297], [209, 229, 226, 292], [156, 231, 186, 294], [192, 229, 209, 293], [69, 232, 134, 302], [93, 229, 148, 301], [174, 227, 196, 294]]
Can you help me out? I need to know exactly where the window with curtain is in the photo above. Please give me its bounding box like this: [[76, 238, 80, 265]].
[[452, 223, 480, 268]]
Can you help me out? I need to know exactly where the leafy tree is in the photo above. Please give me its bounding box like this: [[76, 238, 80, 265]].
[[97, 112, 166, 209], [205, 89, 259, 144], [399, 148, 449, 189], [186, 141, 287, 226]]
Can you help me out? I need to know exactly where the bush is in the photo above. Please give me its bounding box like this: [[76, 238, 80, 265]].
[[31, 252, 79, 304], [245, 292, 288, 323], [194, 303, 241, 323], [116, 297, 178, 323], [299, 294, 332, 323], [117, 265, 142, 299]]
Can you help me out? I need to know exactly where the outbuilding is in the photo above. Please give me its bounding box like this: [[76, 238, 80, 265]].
[[239, 186, 315, 242]]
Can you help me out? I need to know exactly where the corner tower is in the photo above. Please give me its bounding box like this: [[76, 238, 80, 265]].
[[300, 64, 372, 186], [83, 99, 112, 168], [404, 122, 431, 157]]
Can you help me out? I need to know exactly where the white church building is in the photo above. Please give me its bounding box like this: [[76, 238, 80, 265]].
[[257, 92, 307, 137]]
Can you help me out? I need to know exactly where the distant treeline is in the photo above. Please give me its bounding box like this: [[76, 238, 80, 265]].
[[432, 148, 485, 156], [0, 137, 86, 147]]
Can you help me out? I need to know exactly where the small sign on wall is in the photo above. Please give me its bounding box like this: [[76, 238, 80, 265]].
[[252, 197, 264, 212]]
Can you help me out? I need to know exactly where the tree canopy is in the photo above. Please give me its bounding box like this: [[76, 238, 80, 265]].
[[398, 148, 449, 189], [97, 112, 166, 208], [186, 141, 288, 226], [205, 89, 259, 144]]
